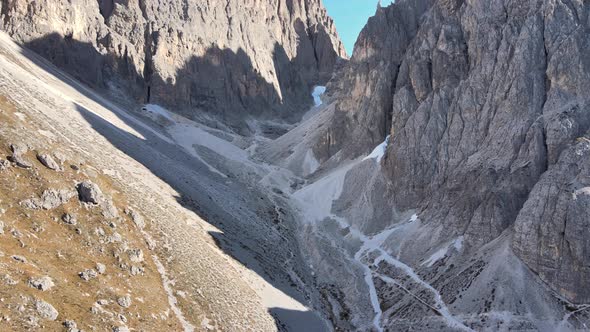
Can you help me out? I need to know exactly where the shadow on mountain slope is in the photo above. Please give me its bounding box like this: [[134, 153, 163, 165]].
[[16, 33, 329, 331], [22, 30, 324, 134]]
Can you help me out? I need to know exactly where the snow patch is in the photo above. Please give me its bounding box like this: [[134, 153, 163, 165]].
[[301, 149, 320, 176], [312, 86, 326, 107], [363, 136, 390, 163], [143, 104, 174, 121], [573, 187, 590, 200], [422, 246, 450, 268], [453, 236, 464, 250], [421, 236, 465, 267], [292, 161, 357, 223]]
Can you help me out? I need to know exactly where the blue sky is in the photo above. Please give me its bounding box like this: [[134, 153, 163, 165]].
[[323, 0, 395, 55]]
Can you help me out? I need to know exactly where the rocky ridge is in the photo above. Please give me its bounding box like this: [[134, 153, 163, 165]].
[[0, 0, 346, 132], [313, 0, 590, 310]]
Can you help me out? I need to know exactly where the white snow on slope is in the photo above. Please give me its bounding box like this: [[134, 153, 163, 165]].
[[312, 86, 327, 106], [301, 149, 320, 176], [143, 104, 174, 121], [363, 136, 390, 163], [573, 187, 590, 200], [421, 236, 465, 268], [140, 103, 264, 178], [292, 161, 358, 223]]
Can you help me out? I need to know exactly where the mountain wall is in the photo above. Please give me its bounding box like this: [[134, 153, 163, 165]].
[[317, 0, 590, 304], [0, 0, 346, 131]]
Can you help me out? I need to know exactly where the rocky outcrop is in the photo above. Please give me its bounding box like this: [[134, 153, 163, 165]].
[[317, 0, 590, 304], [513, 137, 590, 303], [0, 0, 346, 132]]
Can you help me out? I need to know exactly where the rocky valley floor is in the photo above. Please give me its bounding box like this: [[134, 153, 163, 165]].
[[0, 29, 588, 332]]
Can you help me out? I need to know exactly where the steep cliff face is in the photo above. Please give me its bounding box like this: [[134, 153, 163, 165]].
[[0, 0, 346, 131], [318, 0, 590, 304]]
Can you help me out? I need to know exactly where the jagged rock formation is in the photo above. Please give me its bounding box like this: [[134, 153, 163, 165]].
[[0, 0, 345, 131], [316, 0, 590, 307]]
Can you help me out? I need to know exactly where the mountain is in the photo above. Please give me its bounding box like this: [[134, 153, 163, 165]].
[[0, 0, 346, 132], [1, 0, 589, 331], [302, 0, 590, 329]]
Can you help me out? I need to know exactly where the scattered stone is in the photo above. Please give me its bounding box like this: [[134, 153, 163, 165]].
[[108, 232, 122, 243], [126, 208, 145, 229], [61, 213, 77, 225], [21, 189, 76, 210], [117, 295, 131, 308], [127, 249, 144, 263], [144, 234, 157, 250], [0, 159, 10, 171], [54, 152, 67, 164], [78, 269, 98, 281], [76, 181, 104, 205], [63, 320, 80, 332], [95, 227, 106, 237], [36, 300, 58, 320], [10, 143, 28, 155], [9, 154, 33, 168], [96, 299, 109, 306], [2, 274, 18, 285], [113, 326, 129, 332], [96, 263, 106, 274], [101, 199, 119, 219], [9, 143, 32, 168], [130, 266, 144, 276], [0, 220, 4, 235], [11, 255, 27, 263], [37, 153, 62, 171], [28, 276, 55, 291], [26, 315, 39, 327]]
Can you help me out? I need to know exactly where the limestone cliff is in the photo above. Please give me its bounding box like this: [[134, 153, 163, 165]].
[[317, 0, 590, 305], [0, 0, 346, 132]]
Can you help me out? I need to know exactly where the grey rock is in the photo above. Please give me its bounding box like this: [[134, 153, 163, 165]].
[[61, 213, 77, 225], [76, 181, 104, 205], [127, 249, 143, 263], [0, 220, 4, 235], [101, 199, 119, 219], [96, 299, 109, 306], [37, 153, 61, 171], [10, 143, 28, 155], [8, 143, 32, 168], [11, 255, 26, 263], [96, 263, 106, 274], [513, 137, 590, 303], [9, 154, 32, 168], [63, 320, 81, 332], [28, 276, 55, 291], [126, 208, 145, 229], [21, 189, 76, 210], [0, 159, 10, 171], [112, 326, 129, 332], [78, 269, 98, 281], [116, 295, 131, 308], [35, 300, 58, 321]]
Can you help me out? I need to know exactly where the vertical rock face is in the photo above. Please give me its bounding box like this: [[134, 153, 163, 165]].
[[0, 0, 346, 131], [319, 0, 590, 303]]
